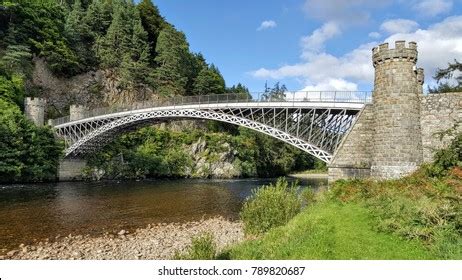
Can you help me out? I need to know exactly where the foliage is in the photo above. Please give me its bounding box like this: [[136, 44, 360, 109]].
[[174, 232, 217, 260], [424, 130, 461, 177], [240, 178, 302, 235], [6, 0, 81, 76], [0, 44, 32, 75], [192, 64, 225, 95], [226, 83, 251, 99], [0, 73, 25, 106], [152, 24, 191, 96], [261, 82, 287, 101], [138, 0, 165, 61], [0, 98, 63, 183], [300, 188, 316, 205], [429, 59, 462, 93]]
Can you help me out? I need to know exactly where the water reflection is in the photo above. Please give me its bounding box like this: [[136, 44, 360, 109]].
[[0, 177, 326, 252]]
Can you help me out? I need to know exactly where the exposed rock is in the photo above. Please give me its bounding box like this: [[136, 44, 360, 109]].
[[1, 217, 243, 260]]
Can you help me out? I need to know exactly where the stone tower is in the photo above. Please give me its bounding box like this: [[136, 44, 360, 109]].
[[25, 97, 46, 127], [371, 41, 423, 178], [70, 105, 87, 121]]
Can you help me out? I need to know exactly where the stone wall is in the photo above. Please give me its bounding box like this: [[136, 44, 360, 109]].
[[59, 159, 87, 181], [328, 105, 374, 181], [420, 92, 462, 162]]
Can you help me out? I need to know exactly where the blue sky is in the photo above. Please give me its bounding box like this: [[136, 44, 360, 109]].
[[154, 0, 462, 92]]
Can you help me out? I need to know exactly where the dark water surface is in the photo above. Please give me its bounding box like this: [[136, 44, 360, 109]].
[[0, 177, 326, 252]]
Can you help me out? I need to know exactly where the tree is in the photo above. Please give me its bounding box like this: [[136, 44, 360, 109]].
[[82, 0, 113, 37], [0, 98, 63, 183], [0, 44, 32, 75], [261, 82, 287, 101], [5, 0, 80, 76], [429, 60, 462, 93], [226, 83, 251, 99], [119, 17, 151, 87], [95, 1, 134, 68], [152, 24, 191, 96], [137, 0, 165, 62], [0, 73, 25, 106], [192, 64, 225, 95]]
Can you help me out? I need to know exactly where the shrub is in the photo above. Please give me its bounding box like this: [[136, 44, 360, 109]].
[[174, 232, 217, 260], [240, 178, 301, 235], [300, 188, 316, 206]]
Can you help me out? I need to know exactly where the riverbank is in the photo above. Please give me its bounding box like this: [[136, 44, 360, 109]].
[[227, 167, 462, 260], [1, 217, 243, 260], [288, 173, 328, 180]]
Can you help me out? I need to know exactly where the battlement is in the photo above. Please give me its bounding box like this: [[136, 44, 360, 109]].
[[70, 105, 87, 110], [25, 97, 46, 107], [372, 41, 418, 67], [416, 68, 425, 85]]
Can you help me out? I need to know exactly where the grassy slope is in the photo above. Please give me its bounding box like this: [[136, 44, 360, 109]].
[[228, 201, 435, 260]]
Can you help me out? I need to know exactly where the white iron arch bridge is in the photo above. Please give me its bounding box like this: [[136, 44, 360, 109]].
[[50, 92, 372, 163]]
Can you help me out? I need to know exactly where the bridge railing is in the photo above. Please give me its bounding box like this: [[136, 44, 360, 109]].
[[49, 91, 372, 126]]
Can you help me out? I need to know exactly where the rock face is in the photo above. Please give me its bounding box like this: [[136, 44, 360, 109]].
[[1, 217, 243, 260], [31, 58, 156, 115], [188, 138, 241, 179]]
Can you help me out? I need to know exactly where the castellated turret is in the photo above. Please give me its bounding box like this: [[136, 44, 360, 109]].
[[371, 40, 424, 178], [70, 105, 87, 122], [25, 97, 46, 127]]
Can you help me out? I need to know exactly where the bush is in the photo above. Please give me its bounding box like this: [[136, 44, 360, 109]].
[[300, 188, 316, 206], [240, 178, 301, 235], [174, 232, 217, 260]]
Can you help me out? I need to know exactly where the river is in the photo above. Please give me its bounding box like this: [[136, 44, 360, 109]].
[[0, 177, 326, 253]]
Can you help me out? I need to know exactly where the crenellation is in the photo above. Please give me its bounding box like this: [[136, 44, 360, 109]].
[[372, 40, 418, 67]]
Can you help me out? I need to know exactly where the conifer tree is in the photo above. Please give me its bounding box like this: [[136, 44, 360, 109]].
[[95, 0, 133, 68], [138, 0, 165, 61], [192, 64, 226, 95], [153, 25, 191, 96]]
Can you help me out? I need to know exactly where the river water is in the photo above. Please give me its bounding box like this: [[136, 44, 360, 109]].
[[0, 177, 326, 252]]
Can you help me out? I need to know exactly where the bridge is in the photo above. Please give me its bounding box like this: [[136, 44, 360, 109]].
[[48, 91, 372, 163], [25, 40, 461, 181]]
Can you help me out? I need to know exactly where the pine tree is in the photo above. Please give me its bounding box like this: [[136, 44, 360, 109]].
[[95, 0, 133, 68], [83, 0, 113, 37], [119, 17, 151, 87], [192, 64, 225, 95], [138, 0, 165, 62], [152, 25, 191, 96]]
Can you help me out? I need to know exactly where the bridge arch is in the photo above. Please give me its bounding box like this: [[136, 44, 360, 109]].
[[62, 108, 334, 162]]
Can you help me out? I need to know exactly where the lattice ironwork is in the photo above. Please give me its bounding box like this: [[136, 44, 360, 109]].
[[54, 103, 364, 163]]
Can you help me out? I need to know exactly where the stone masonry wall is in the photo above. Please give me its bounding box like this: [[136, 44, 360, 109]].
[[328, 105, 374, 181], [421, 92, 462, 162], [59, 159, 87, 181]]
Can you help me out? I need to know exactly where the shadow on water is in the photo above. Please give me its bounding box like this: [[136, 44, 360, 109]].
[[0, 177, 326, 252]]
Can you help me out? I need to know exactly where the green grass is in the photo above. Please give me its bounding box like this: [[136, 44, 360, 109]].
[[227, 201, 435, 260]]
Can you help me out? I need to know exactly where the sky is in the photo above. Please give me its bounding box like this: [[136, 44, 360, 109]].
[[154, 0, 462, 93]]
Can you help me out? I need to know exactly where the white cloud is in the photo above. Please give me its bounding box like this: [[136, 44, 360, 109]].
[[251, 16, 462, 91], [257, 20, 277, 31], [380, 19, 419, 34], [413, 0, 453, 17], [301, 22, 341, 59], [368, 32, 381, 39]]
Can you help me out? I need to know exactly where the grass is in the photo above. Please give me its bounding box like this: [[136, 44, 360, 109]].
[[226, 201, 436, 260]]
